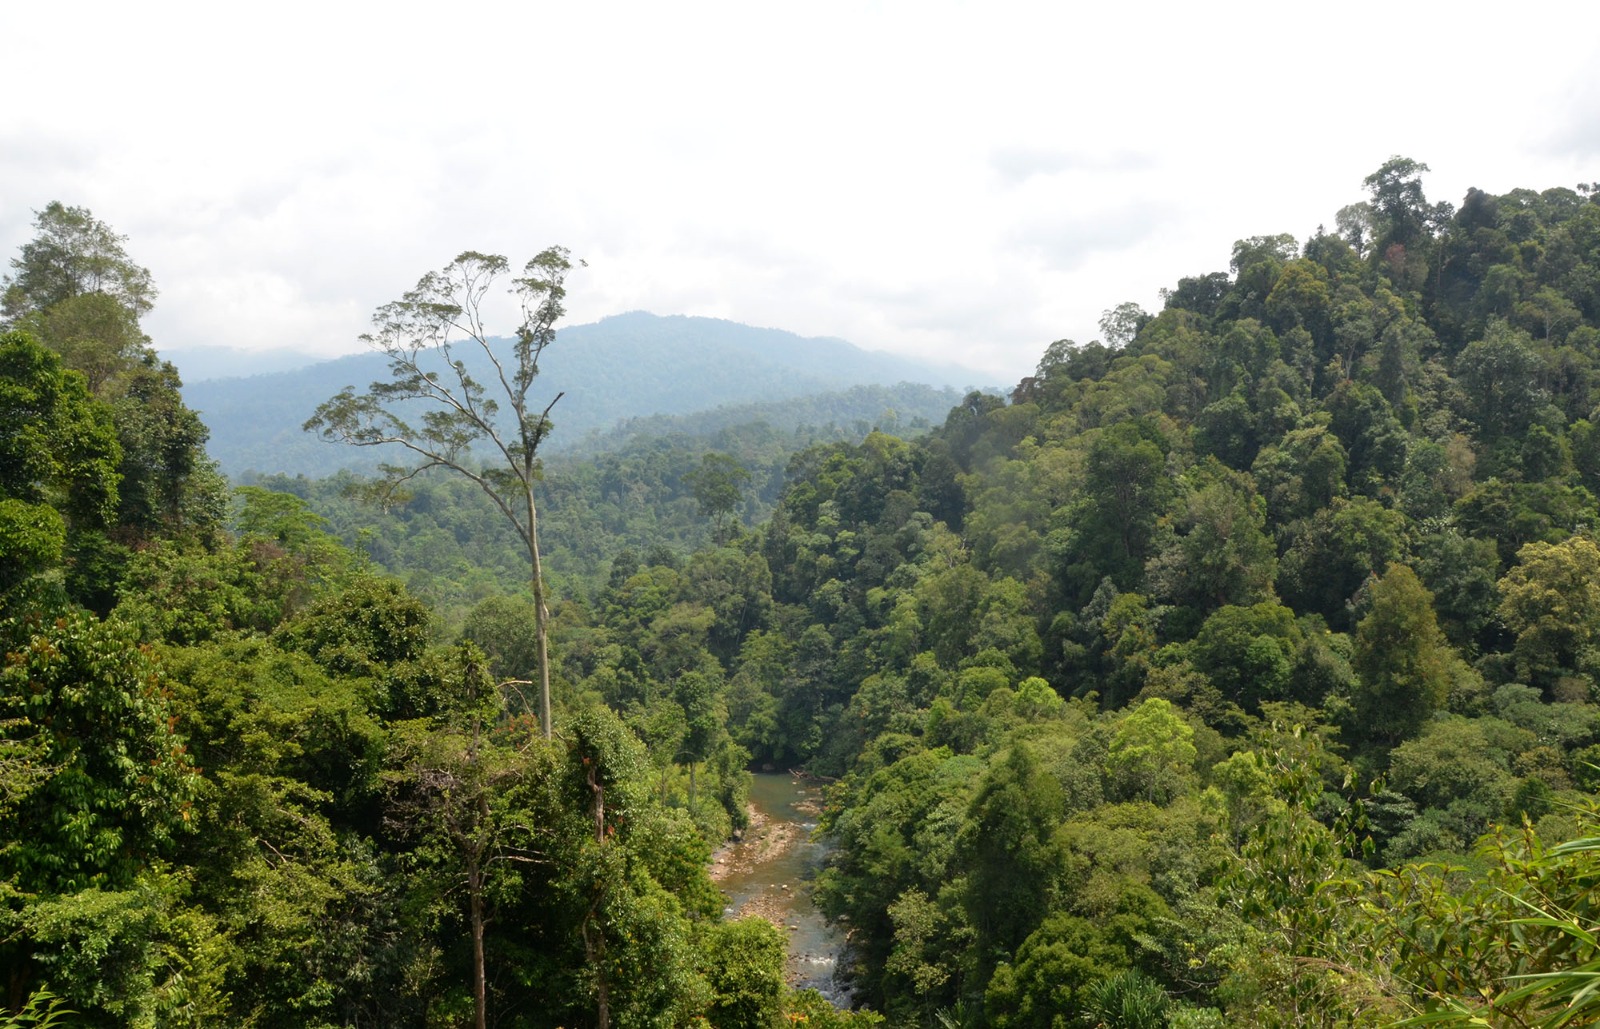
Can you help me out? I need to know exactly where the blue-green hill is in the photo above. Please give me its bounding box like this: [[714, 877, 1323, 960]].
[[183, 311, 990, 476]]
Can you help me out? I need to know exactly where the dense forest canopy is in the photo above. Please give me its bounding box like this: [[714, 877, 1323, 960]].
[[4, 161, 1600, 1027]]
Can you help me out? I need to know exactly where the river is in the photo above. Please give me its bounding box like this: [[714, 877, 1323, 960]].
[[710, 772, 851, 1004]]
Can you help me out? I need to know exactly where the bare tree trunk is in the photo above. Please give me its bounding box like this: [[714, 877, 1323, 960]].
[[585, 762, 610, 1028], [582, 919, 611, 1029], [469, 834, 487, 1029], [527, 488, 552, 740], [469, 711, 490, 1029], [588, 763, 605, 843], [8, 963, 25, 1016]]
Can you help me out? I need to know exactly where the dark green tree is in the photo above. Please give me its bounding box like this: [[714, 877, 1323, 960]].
[[1362, 156, 1448, 263], [1350, 564, 1457, 749], [1454, 320, 1547, 444], [1276, 498, 1408, 629], [1145, 463, 1276, 612], [674, 670, 720, 808], [957, 743, 1064, 962], [1062, 420, 1172, 599], [0, 331, 121, 611], [1187, 603, 1304, 711]]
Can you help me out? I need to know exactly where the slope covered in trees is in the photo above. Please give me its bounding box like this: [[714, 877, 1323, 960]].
[[0, 211, 874, 1028], [509, 160, 1600, 1024], [5, 162, 1600, 1027], [728, 161, 1600, 1025], [241, 406, 958, 620]]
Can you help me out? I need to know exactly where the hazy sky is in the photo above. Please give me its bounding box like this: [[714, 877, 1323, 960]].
[[4, 1, 1597, 383]]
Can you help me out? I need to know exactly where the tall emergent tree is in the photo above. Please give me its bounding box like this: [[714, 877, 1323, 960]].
[[305, 248, 577, 738]]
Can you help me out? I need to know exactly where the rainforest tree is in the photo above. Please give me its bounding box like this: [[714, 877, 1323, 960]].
[[305, 248, 578, 738]]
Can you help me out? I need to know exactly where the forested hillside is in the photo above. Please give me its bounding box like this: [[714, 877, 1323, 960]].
[[236, 378, 980, 621], [5, 161, 1600, 1028]]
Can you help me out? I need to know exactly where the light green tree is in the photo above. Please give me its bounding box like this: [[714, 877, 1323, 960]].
[[1105, 697, 1197, 804], [1497, 535, 1600, 693], [1, 611, 212, 1019]]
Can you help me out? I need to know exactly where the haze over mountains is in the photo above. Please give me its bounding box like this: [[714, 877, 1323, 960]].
[[178, 312, 994, 476], [157, 344, 324, 382]]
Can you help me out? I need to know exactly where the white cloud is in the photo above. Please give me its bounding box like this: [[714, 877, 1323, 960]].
[[4, 0, 1598, 382]]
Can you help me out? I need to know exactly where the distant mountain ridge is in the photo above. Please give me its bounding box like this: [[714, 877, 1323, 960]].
[[182, 312, 993, 476]]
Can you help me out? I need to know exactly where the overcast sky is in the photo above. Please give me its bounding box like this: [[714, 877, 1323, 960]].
[[4, 1, 1597, 383]]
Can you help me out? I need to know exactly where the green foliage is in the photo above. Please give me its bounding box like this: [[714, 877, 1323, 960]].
[[1251, 424, 1347, 525], [2, 202, 155, 325], [984, 912, 1135, 1027], [684, 452, 752, 544], [1, 612, 198, 893], [114, 540, 283, 646], [1455, 319, 1548, 442], [1277, 497, 1408, 630], [0, 330, 121, 610], [1081, 969, 1170, 1029], [0, 990, 73, 1029], [1105, 698, 1197, 804], [107, 354, 222, 546], [1216, 730, 1378, 1024], [17, 868, 230, 1026], [1060, 420, 1174, 598], [112, 483, 359, 647], [1145, 463, 1276, 613], [1498, 534, 1600, 694], [459, 592, 542, 684], [1456, 477, 1599, 567], [785, 989, 885, 1028], [1187, 602, 1304, 710], [1358, 814, 1600, 1025], [1350, 564, 1458, 750], [700, 917, 787, 1029], [1386, 716, 1522, 819], [4, 206, 223, 601], [277, 574, 431, 679], [0, 499, 64, 599], [958, 742, 1067, 961]]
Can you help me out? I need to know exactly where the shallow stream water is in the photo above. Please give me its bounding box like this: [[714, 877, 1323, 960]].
[[713, 772, 850, 1003]]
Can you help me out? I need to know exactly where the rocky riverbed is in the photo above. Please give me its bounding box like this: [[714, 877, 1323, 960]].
[[708, 774, 848, 1002]]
